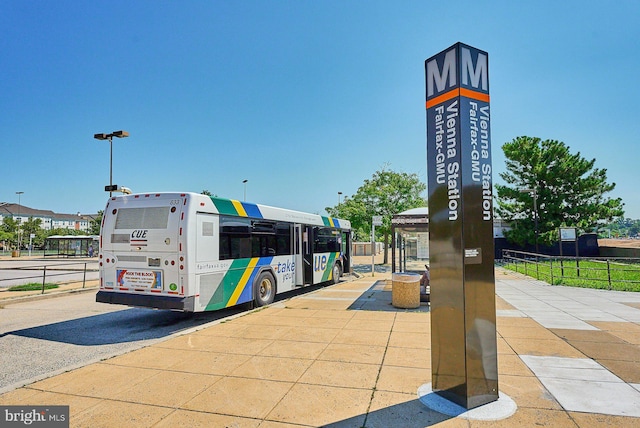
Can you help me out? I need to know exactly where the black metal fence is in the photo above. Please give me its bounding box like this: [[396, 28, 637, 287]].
[[501, 249, 640, 292], [0, 260, 99, 294]]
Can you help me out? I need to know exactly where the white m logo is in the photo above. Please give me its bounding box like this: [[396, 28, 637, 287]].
[[461, 47, 487, 91], [426, 48, 456, 97]]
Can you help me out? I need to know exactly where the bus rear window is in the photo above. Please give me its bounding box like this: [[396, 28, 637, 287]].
[[115, 207, 170, 229]]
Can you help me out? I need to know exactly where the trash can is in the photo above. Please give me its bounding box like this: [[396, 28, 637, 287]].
[[11, 250, 20, 258], [392, 272, 420, 309]]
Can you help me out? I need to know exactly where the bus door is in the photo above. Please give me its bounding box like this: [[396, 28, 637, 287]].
[[300, 226, 313, 285], [341, 231, 351, 274], [294, 224, 304, 286]]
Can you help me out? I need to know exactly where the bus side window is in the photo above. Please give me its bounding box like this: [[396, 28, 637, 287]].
[[313, 227, 340, 252], [252, 235, 277, 257], [220, 216, 252, 260], [220, 235, 231, 259], [234, 236, 251, 259], [275, 222, 291, 255], [219, 216, 294, 260]]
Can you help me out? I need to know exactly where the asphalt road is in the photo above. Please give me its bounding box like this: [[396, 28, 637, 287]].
[[0, 292, 247, 393]]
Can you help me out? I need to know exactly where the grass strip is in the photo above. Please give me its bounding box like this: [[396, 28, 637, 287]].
[[503, 259, 640, 292], [8, 283, 59, 292]]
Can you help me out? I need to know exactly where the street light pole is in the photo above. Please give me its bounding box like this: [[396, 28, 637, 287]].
[[338, 191, 342, 206], [520, 188, 539, 254], [533, 192, 538, 254], [242, 179, 248, 201], [94, 130, 129, 197], [109, 135, 113, 195]]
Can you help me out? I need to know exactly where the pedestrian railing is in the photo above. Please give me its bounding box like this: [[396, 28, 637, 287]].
[[501, 249, 640, 292], [0, 260, 99, 294]]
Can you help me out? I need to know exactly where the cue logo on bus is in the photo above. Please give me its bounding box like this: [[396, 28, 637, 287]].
[[131, 230, 148, 239]]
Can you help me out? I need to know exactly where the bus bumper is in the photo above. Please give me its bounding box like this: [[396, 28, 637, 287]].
[[96, 291, 196, 312]]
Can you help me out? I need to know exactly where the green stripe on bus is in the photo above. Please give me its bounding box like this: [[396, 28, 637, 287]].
[[322, 252, 338, 282], [204, 258, 250, 311], [211, 197, 238, 216]]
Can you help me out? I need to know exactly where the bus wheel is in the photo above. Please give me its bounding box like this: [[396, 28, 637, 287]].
[[332, 263, 342, 284], [254, 271, 276, 306]]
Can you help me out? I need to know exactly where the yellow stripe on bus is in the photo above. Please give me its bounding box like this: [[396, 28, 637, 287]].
[[232, 200, 248, 217], [227, 258, 258, 306]]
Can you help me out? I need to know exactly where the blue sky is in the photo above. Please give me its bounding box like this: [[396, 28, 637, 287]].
[[2, 1, 639, 219]]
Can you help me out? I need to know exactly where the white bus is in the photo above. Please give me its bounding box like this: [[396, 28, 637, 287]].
[[97, 192, 351, 312]]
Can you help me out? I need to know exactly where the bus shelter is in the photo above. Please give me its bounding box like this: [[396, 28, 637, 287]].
[[45, 235, 99, 257], [391, 207, 429, 273]]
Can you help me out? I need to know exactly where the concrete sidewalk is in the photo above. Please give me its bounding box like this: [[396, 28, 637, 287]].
[[1, 268, 640, 427]]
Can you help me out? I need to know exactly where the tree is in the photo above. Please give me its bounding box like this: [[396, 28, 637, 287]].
[[21, 217, 46, 249], [46, 228, 85, 237], [495, 136, 624, 248], [326, 165, 426, 263], [604, 217, 640, 238], [89, 211, 103, 235], [1, 217, 19, 249], [0, 229, 11, 250]]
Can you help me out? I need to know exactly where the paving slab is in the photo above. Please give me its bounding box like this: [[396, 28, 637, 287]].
[[367, 390, 453, 428], [73, 400, 174, 428], [318, 342, 387, 365], [522, 356, 640, 418], [383, 346, 431, 369], [598, 359, 640, 384]]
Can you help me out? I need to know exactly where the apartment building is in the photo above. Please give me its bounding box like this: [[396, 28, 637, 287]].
[[0, 202, 97, 232]]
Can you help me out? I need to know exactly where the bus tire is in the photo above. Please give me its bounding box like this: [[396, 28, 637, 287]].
[[254, 271, 276, 307], [332, 262, 342, 285]]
